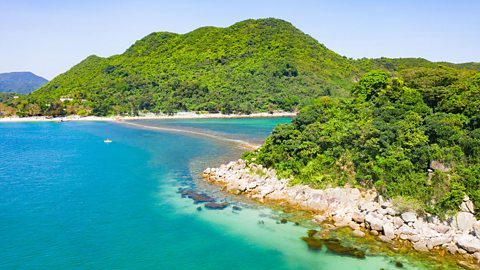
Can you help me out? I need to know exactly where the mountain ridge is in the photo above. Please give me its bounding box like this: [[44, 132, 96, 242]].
[[0, 71, 48, 94]]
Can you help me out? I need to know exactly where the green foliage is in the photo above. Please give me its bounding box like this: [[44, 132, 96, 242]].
[[23, 18, 357, 116], [10, 18, 480, 117], [247, 67, 480, 217]]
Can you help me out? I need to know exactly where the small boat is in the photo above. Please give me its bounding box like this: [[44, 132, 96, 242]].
[[104, 139, 112, 143]]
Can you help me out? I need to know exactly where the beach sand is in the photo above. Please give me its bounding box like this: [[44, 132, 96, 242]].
[[0, 112, 296, 123]]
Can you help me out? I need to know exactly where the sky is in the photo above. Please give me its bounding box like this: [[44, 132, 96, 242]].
[[1, 0, 479, 80]]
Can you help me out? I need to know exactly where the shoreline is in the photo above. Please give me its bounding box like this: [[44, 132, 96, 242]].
[[203, 159, 480, 268], [0, 112, 296, 123], [119, 121, 261, 150]]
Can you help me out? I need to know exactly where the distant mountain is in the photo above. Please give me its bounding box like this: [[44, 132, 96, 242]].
[[0, 72, 48, 94]]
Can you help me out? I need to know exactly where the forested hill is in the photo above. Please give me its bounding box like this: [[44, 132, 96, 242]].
[[26, 18, 356, 116], [245, 67, 480, 217], [4, 18, 480, 117], [0, 72, 48, 94]]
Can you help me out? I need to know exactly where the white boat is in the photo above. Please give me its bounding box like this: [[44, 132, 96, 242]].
[[104, 139, 112, 143]]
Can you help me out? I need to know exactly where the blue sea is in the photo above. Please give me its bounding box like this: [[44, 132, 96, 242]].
[[0, 118, 454, 269]]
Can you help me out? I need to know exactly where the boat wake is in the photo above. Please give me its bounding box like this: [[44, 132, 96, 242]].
[[118, 121, 261, 150]]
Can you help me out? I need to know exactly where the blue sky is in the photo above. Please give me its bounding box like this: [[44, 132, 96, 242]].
[[1, 0, 479, 79]]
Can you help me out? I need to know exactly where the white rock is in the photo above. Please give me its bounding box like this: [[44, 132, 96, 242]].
[[360, 202, 380, 212], [453, 212, 476, 233], [348, 221, 360, 231], [428, 236, 452, 249], [401, 212, 417, 223], [379, 235, 393, 243], [392, 216, 405, 229], [446, 243, 458, 254], [413, 241, 429, 252], [352, 230, 365, 238], [456, 234, 480, 253], [409, 235, 421, 242], [460, 201, 475, 214], [383, 222, 395, 239], [365, 213, 384, 231], [432, 224, 451, 234], [474, 252, 480, 263], [398, 224, 416, 235], [473, 221, 480, 237], [352, 212, 365, 223], [313, 215, 327, 224]]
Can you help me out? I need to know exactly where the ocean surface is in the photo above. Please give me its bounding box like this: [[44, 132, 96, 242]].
[[0, 118, 453, 269]]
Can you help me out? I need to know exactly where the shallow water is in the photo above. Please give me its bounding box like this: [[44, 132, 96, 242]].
[[0, 119, 456, 269]]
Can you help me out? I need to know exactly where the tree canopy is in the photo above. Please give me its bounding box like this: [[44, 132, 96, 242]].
[[244, 66, 480, 217]]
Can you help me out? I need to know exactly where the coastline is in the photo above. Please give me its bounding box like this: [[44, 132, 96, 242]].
[[203, 159, 480, 268], [0, 111, 296, 123]]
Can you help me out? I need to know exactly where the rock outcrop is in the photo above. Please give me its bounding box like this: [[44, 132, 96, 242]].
[[203, 159, 480, 265]]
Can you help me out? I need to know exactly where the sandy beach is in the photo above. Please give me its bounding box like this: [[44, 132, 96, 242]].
[[0, 112, 296, 123]]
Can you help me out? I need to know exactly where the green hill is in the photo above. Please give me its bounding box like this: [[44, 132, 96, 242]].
[[4, 18, 480, 117], [26, 18, 357, 116], [245, 66, 480, 217]]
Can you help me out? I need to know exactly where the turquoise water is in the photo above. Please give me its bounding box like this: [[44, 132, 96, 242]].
[[0, 119, 432, 269]]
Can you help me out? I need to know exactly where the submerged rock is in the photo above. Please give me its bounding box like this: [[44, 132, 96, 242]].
[[179, 189, 215, 203], [204, 202, 229, 210], [301, 236, 323, 251], [323, 238, 366, 259]]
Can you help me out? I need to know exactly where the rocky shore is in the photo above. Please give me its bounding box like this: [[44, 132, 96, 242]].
[[203, 159, 480, 267]]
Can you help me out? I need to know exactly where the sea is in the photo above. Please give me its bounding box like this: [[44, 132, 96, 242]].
[[0, 118, 458, 269]]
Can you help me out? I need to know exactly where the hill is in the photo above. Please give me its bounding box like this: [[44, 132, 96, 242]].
[[245, 66, 480, 217], [0, 72, 48, 94], [4, 18, 480, 117], [25, 18, 359, 116]]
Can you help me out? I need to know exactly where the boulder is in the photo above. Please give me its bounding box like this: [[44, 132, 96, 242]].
[[474, 221, 480, 237], [365, 213, 384, 231], [409, 234, 421, 242], [413, 241, 429, 252], [453, 212, 476, 233], [432, 224, 451, 234], [333, 215, 350, 228], [348, 221, 360, 231], [360, 201, 380, 212], [474, 252, 480, 264], [446, 243, 458, 254], [313, 214, 327, 224], [460, 200, 475, 214], [383, 222, 395, 240], [392, 216, 405, 229], [352, 212, 365, 223], [401, 212, 417, 223], [456, 234, 480, 253], [379, 235, 393, 244], [398, 224, 416, 235], [204, 202, 229, 210], [352, 230, 365, 238], [427, 236, 452, 249]]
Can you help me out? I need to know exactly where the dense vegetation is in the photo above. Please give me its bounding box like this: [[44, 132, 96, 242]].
[[3, 18, 478, 117], [4, 18, 357, 117], [0, 72, 48, 94], [244, 66, 480, 217]]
